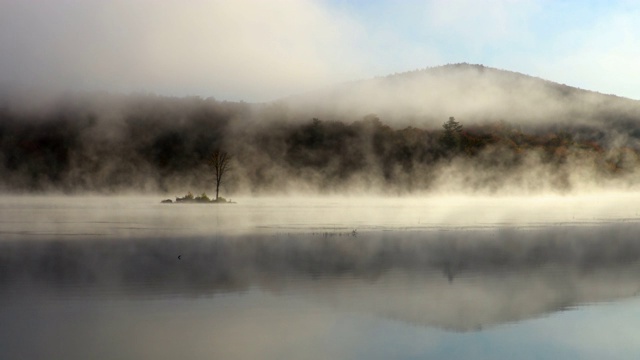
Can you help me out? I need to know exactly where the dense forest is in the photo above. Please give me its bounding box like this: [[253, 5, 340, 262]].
[[1, 64, 640, 195]]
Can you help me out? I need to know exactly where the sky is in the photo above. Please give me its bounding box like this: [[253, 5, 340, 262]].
[[1, 0, 639, 102]]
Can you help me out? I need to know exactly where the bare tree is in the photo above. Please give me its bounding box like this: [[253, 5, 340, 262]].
[[210, 149, 232, 201]]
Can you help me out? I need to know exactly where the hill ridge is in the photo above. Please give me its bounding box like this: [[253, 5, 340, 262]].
[[282, 62, 640, 128], [374, 63, 624, 101]]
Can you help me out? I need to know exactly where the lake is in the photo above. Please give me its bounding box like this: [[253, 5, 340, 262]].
[[1, 194, 640, 359]]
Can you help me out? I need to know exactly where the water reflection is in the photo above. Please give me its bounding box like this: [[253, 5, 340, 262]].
[[4, 196, 640, 359], [3, 224, 640, 332]]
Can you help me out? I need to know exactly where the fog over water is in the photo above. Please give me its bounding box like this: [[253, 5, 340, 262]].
[[1, 64, 640, 360], [3, 1, 640, 358], [1, 194, 640, 239], [2, 196, 640, 359]]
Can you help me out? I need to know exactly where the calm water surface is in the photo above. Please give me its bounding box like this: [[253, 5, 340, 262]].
[[2, 195, 640, 359]]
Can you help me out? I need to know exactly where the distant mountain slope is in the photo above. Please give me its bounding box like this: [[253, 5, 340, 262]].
[[282, 63, 640, 129], [1, 64, 640, 193]]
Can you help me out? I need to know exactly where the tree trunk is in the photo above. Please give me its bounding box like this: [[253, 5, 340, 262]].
[[210, 149, 231, 202]]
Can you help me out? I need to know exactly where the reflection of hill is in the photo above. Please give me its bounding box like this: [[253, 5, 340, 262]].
[[2, 224, 640, 331]]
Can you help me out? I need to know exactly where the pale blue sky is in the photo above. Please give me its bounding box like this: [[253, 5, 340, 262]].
[[1, 0, 638, 101], [323, 0, 639, 96]]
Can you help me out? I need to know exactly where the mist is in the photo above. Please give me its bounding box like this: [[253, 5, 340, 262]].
[[1, 64, 639, 196], [284, 64, 640, 128], [4, 3, 640, 358], [0, 0, 366, 102]]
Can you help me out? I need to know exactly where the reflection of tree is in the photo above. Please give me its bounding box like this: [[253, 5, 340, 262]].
[[4, 226, 640, 333], [210, 150, 232, 201]]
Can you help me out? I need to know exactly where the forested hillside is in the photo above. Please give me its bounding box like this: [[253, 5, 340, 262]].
[[1, 64, 640, 194]]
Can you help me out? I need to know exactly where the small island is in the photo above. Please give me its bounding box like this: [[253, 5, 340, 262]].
[[161, 191, 234, 204], [161, 149, 234, 204]]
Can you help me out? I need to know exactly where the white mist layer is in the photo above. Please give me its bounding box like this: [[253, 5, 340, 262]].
[[1, 193, 639, 240]]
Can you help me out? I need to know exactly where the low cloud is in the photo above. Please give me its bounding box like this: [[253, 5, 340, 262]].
[[2, 1, 640, 101], [0, 0, 368, 101]]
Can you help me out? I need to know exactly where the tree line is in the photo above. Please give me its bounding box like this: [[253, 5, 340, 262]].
[[0, 94, 638, 194]]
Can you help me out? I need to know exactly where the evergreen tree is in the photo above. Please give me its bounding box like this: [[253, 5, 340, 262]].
[[441, 117, 463, 151]]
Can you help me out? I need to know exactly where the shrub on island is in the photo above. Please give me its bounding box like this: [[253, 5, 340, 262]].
[[166, 192, 231, 204]]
